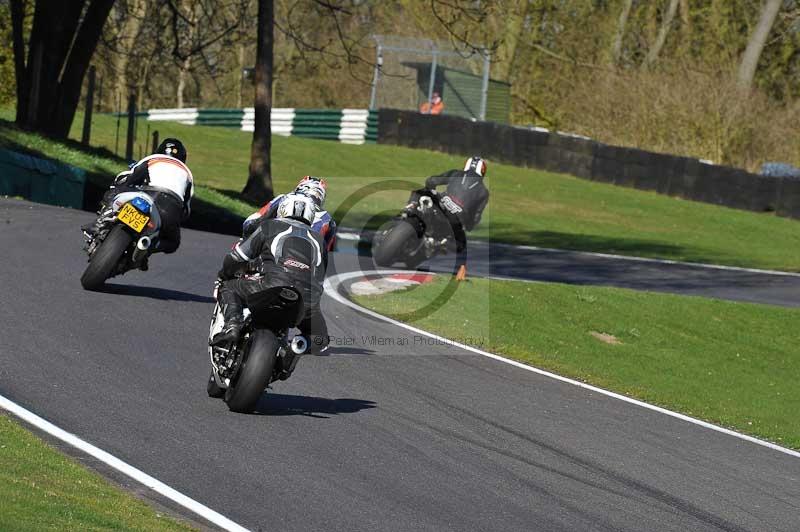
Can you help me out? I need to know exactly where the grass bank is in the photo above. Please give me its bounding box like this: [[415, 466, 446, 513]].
[[0, 415, 193, 530], [353, 277, 800, 449], [2, 108, 800, 269]]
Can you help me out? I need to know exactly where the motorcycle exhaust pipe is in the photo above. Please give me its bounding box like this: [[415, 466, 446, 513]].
[[131, 236, 151, 263], [419, 196, 434, 210], [290, 336, 308, 355]]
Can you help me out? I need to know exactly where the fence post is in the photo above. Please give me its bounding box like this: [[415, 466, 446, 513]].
[[479, 50, 490, 121], [81, 66, 95, 145], [152, 130, 159, 153], [427, 49, 438, 107], [125, 94, 136, 161]]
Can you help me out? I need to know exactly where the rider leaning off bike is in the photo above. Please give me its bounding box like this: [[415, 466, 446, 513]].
[[409, 156, 490, 279], [211, 194, 328, 377], [241, 176, 337, 261], [83, 138, 194, 263]]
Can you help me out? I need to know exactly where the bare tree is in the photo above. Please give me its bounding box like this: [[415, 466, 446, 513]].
[[109, 0, 149, 110], [165, 0, 249, 108], [242, 0, 274, 203], [611, 0, 634, 65], [737, 0, 782, 89], [644, 0, 680, 67]]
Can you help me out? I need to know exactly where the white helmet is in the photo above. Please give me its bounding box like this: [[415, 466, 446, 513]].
[[463, 156, 487, 177], [276, 194, 318, 225]]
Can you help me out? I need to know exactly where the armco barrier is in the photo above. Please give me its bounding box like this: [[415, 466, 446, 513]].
[[143, 108, 377, 144], [377, 109, 800, 219]]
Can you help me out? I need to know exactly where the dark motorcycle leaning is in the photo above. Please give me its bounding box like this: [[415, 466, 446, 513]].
[[372, 190, 455, 268]]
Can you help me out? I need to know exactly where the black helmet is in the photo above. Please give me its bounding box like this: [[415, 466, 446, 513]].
[[156, 138, 187, 163]]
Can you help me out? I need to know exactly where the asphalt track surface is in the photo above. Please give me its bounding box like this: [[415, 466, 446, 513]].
[[334, 234, 800, 308], [1, 198, 799, 531]]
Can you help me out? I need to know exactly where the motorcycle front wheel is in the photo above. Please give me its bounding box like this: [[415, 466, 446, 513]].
[[80, 225, 131, 290], [224, 329, 279, 413]]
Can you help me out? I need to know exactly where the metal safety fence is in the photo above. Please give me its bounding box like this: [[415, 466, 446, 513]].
[[140, 108, 377, 144]]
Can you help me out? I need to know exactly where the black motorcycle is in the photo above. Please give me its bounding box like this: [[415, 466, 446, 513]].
[[80, 190, 160, 290], [207, 285, 308, 413], [372, 189, 455, 268]]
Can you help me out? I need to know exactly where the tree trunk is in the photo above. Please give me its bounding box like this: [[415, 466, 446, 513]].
[[237, 43, 245, 108], [610, 0, 634, 66], [10, 0, 27, 124], [737, 0, 782, 90], [242, 0, 274, 204], [136, 54, 153, 111], [175, 1, 200, 109], [12, 0, 114, 137], [644, 0, 680, 67], [48, 0, 116, 137], [177, 56, 190, 108], [112, 0, 148, 114], [21, 1, 83, 129], [492, 3, 529, 81]]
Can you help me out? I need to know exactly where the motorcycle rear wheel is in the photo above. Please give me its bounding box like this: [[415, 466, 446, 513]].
[[80, 225, 132, 290], [372, 220, 419, 267], [224, 329, 279, 413]]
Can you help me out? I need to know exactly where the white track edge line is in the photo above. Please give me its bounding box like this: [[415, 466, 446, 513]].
[[325, 270, 800, 460], [335, 227, 800, 278], [0, 394, 250, 532]]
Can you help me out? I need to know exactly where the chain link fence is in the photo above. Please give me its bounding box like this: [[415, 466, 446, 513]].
[[368, 35, 493, 121]]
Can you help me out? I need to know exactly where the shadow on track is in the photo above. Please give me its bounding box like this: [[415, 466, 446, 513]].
[[102, 283, 215, 303], [253, 393, 377, 418], [323, 345, 377, 356]]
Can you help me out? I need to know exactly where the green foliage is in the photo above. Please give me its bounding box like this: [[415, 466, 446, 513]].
[[354, 276, 800, 450], [507, 0, 800, 167], [0, 4, 16, 106]]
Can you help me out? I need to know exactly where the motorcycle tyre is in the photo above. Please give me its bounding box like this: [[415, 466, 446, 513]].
[[80, 225, 132, 290], [225, 329, 279, 413]]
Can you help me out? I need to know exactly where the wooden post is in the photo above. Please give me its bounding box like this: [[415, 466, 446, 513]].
[[125, 94, 136, 161], [81, 66, 96, 145], [151, 130, 159, 153], [114, 93, 121, 156]]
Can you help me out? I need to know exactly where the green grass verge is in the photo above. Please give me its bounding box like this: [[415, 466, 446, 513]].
[[2, 107, 800, 269], [353, 277, 800, 449], [0, 414, 193, 531]]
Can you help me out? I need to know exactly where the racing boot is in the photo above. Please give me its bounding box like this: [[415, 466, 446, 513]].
[[81, 203, 114, 239], [210, 320, 242, 346], [210, 292, 245, 346]]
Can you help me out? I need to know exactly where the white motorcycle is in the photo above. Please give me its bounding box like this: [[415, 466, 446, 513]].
[[80, 189, 162, 290]]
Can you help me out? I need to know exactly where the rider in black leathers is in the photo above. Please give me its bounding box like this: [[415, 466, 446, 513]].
[[211, 194, 328, 377], [411, 156, 490, 276]]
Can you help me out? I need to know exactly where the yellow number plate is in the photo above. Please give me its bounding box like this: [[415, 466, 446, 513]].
[[117, 203, 149, 233]]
